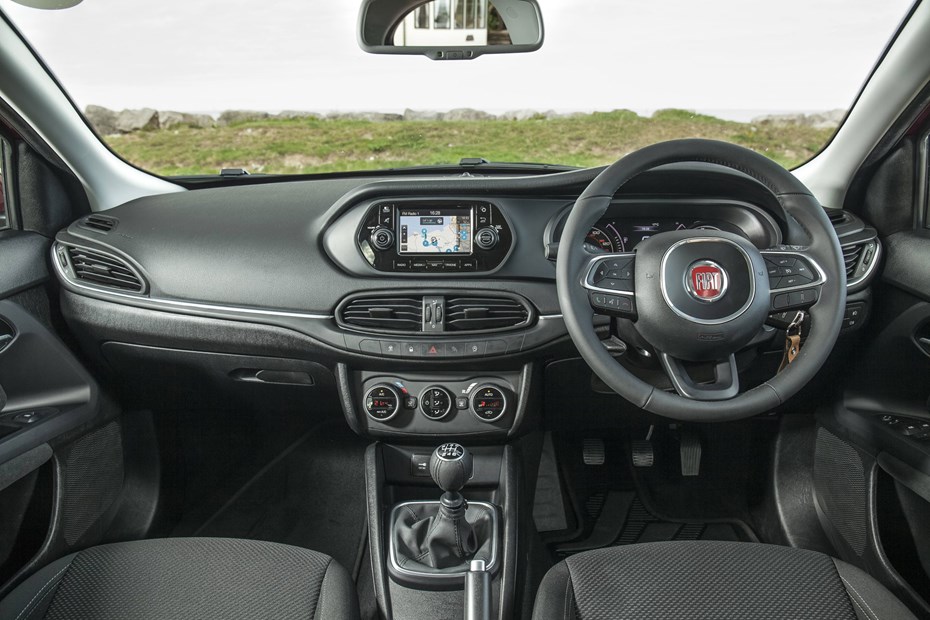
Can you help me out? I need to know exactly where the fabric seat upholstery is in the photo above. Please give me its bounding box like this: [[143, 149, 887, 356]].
[[0, 537, 359, 620], [533, 541, 916, 620]]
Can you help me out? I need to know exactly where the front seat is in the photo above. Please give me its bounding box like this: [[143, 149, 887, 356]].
[[533, 541, 916, 620], [0, 537, 359, 620]]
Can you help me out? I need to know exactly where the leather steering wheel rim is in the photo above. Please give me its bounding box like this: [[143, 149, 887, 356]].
[[556, 139, 847, 421]]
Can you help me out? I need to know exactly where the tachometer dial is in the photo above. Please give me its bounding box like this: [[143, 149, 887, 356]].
[[585, 227, 615, 253]]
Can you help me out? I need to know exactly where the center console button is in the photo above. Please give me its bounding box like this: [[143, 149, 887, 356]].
[[420, 386, 453, 420], [465, 342, 486, 357], [364, 384, 401, 421], [446, 342, 465, 357], [382, 341, 402, 356]]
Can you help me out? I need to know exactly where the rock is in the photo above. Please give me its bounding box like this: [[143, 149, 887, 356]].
[[327, 111, 403, 122], [84, 105, 118, 135], [115, 108, 159, 132], [159, 111, 214, 129], [806, 108, 845, 130], [403, 109, 444, 121], [218, 110, 270, 126], [752, 109, 845, 129], [752, 113, 807, 127], [500, 109, 540, 121], [443, 108, 496, 121], [276, 110, 324, 120]]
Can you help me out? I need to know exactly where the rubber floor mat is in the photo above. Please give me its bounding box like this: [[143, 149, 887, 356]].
[[555, 491, 754, 558]]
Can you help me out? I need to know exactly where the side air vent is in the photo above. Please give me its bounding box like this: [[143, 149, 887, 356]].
[[64, 245, 144, 293], [340, 296, 423, 331], [445, 296, 530, 331], [79, 214, 118, 233], [842, 244, 863, 278]]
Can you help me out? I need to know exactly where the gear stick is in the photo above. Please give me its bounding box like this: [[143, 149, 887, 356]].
[[389, 442, 497, 579], [423, 443, 479, 563], [429, 442, 474, 506]]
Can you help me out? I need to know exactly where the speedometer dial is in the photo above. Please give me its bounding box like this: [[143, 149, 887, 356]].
[[585, 227, 615, 253]]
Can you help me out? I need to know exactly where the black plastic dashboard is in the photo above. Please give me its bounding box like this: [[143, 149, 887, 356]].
[[50, 163, 881, 370]]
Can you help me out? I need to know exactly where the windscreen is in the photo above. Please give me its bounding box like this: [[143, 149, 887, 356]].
[[0, 0, 914, 176]]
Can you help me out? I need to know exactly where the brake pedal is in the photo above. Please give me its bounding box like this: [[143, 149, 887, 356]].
[[631, 440, 654, 467], [631, 425, 655, 468], [680, 429, 702, 477], [582, 438, 605, 466]]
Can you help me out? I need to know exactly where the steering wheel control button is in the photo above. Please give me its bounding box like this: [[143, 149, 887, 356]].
[[586, 254, 636, 293], [685, 260, 728, 303], [474, 227, 499, 250], [763, 254, 822, 290], [364, 384, 401, 422], [370, 227, 395, 251], [420, 386, 453, 420], [589, 292, 635, 316], [471, 385, 508, 422]]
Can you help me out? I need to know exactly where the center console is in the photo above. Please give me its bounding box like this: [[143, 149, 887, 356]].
[[365, 441, 520, 620]]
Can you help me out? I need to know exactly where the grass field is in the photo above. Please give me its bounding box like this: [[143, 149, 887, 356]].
[[105, 109, 834, 176]]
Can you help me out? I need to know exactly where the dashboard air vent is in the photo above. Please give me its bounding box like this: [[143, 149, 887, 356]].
[[79, 214, 118, 233], [65, 246, 144, 292], [340, 296, 423, 331], [445, 296, 530, 331], [842, 244, 863, 278]]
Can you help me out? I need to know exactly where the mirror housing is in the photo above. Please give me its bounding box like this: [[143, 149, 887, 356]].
[[358, 0, 543, 60]]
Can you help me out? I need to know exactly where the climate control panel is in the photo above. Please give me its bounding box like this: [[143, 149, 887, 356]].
[[355, 371, 521, 437]]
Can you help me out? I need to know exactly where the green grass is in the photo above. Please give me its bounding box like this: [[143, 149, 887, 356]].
[[105, 109, 834, 176]]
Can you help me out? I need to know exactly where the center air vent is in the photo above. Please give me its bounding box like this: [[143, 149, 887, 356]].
[[63, 245, 145, 293], [79, 214, 118, 233], [340, 296, 423, 331], [445, 296, 530, 331]]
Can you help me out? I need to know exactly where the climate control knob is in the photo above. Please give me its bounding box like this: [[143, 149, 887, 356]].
[[420, 386, 453, 420], [370, 227, 395, 251], [474, 227, 499, 250], [364, 383, 400, 421], [471, 384, 508, 422]]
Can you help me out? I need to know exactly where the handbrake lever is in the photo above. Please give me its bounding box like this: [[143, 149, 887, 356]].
[[464, 559, 491, 620]]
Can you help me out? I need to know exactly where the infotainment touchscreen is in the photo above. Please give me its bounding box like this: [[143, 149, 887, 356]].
[[398, 207, 473, 254]]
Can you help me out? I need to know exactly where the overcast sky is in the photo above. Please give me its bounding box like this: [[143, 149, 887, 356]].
[[0, 0, 914, 119]]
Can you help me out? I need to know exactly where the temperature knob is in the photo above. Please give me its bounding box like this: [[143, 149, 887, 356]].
[[364, 384, 400, 421], [471, 384, 508, 422]]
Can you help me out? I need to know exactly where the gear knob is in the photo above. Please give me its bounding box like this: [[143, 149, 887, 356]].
[[429, 443, 474, 493]]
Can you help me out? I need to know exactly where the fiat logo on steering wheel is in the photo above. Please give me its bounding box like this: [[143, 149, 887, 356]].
[[685, 260, 728, 303]]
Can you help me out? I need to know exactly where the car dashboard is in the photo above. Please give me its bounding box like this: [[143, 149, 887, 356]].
[[49, 163, 881, 440]]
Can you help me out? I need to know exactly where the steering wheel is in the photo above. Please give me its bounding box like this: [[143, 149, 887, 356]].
[[557, 139, 847, 421]]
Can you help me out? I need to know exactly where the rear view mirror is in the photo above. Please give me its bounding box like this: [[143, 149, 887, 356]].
[[358, 0, 543, 60]]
